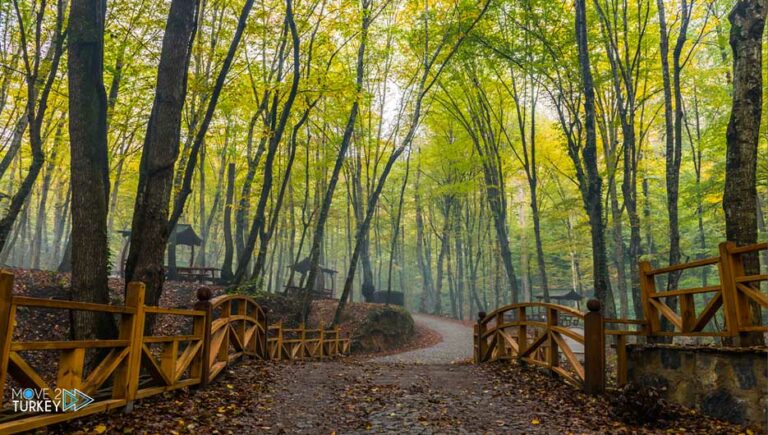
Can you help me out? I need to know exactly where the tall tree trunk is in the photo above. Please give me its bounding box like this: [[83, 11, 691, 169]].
[[724, 0, 767, 346], [125, 0, 200, 308], [303, 0, 369, 321], [221, 163, 236, 281], [68, 0, 117, 340], [575, 0, 616, 316]]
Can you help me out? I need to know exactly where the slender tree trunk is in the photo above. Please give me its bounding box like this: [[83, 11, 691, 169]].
[[576, 0, 616, 316], [221, 163, 236, 281], [125, 0, 200, 309]]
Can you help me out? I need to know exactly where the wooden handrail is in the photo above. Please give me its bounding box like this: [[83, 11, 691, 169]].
[[643, 256, 720, 275], [480, 302, 584, 326], [0, 275, 351, 434]]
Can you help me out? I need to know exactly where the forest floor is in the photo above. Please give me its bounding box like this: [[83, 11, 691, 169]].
[[52, 315, 757, 435]]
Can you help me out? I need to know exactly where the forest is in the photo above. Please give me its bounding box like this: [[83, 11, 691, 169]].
[[0, 0, 766, 331]]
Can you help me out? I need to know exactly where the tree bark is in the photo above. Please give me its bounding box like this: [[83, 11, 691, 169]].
[[575, 0, 616, 316], [68, 0, 117, 340], [724, 0, 767, 346], [125, 0, 199, 309]]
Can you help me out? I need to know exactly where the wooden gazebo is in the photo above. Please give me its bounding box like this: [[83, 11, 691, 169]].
[[284, 257, 337, 299]]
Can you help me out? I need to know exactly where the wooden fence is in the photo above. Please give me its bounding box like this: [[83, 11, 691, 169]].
[[475, 241, 767, 394], [0, 271, 350, 434]]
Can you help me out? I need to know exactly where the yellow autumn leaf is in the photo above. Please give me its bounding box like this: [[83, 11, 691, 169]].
[[531, 419, 540, 425], [226, 384, 234, 389], [94, 425, 107, 434]]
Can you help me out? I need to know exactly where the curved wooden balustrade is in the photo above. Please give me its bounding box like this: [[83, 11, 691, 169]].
[[0, 273, 351, 434], [474, 302, 599, 390], [204, 294, 268, 383], [475, 241, 767, 394]]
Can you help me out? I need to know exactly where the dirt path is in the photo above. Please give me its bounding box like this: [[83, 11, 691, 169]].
[[54, 314, 750, 434], [371, 313, 473, 364]]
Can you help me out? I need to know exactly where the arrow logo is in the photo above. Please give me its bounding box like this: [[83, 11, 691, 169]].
[[61, 389, 94, 412]]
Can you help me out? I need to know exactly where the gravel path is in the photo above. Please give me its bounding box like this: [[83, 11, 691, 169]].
[[371, 313, 473, 364]]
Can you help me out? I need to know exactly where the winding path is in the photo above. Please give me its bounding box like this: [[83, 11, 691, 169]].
[[371, 313, 474, 364]]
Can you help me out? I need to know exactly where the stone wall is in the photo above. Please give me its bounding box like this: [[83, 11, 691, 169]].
[[626, 344, 767, 429]]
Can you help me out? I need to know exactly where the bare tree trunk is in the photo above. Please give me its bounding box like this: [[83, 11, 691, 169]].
[[576, 0, 616, 316], [125, 0, 200, 309], [221, 162, 236, 281], [724, 0, 767, 346], [68, 0, 117, 340]]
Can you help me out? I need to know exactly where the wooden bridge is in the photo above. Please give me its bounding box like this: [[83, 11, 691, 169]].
[[0, 274, 350, 434], [474, 241, 768, 393]]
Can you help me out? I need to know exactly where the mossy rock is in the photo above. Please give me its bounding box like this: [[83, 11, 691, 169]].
[[351, 305, 415, 353]]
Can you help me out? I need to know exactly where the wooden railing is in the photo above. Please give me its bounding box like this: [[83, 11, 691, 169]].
[[475, 240, 767, 394], [474, 301, 605, 393], [0, 271, 350, 434], [267, 323, 350, 360], [641, 241, 768, 337]]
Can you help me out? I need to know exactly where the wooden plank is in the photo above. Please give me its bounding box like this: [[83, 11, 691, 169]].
[[174, 341, 202, 381], [519, 333, 547, 359], [649, 299, 683, 331], [141, 344, 172, 387], [11, 340, 130, 351], [551, 332, 584, 381], [729, 242, 768, 254], [10, 296, 134, 313], [57, 348, 85, 391], [550, 326, 584, 344], [143, 307, 205, 317], [81, 347, 130, 395], [736, 283, 768, 308], [692, 293, 723, 332], [735, 274, 768, 283], [8, 352, 51, 394], [161, 340, 179, 385], [143, 335, 202, 343], [647, 256, 719, 275], [649, 285, 722, 298]]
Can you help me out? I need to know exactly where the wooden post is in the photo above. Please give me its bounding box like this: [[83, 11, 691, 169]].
[[277, 322, 284, 361], [335, 327, 341, 356], [639, 261, 659, 335], [236, 299, 247, 356], [0, 271, 14, 407], [57, 348, 86, 391], [718, 242, 744, 336], [114, 281, 145, 410], [475, 311, 487, 363], [258, 311, 268, 360], [517, 307, 527, 357], [193, 287, 213, 387], [583, 299, 605, 394], [546, 308, 559, 370], [495, 312, 506, 359], [318, 328, 324, 358], [297, 323, 305, 358], [218, 301, 231, 367]]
